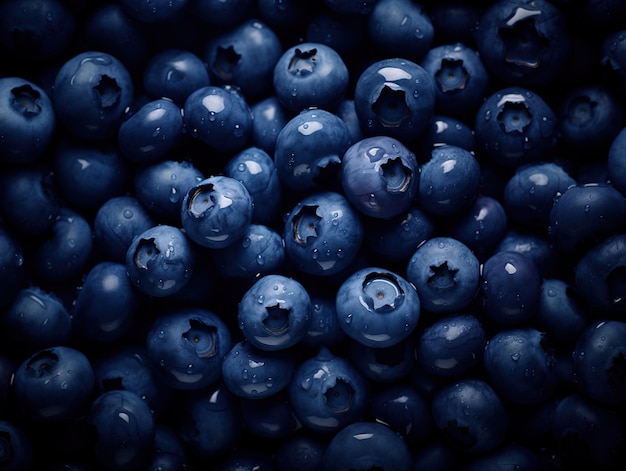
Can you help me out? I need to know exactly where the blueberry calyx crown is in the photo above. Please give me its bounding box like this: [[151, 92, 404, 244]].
[[11, 84, 42, 117], [498, 7, 549, 69], [361, 272, 405, 313], [94, 74, 121, 109], [288, 48, 317, 77]]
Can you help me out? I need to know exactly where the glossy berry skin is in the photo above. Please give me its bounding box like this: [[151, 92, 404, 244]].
[[475, 0, 570, 88], [349, 337, 415, 383], [341, 136, 419, 219], [474, 87, 557, 168], [503, 161, 576, 230], [354, 57, 436, 142], [3, 286, 71, 351], [146, 308, 231, 390], [548, 183, 626, 254], [282, 191, 364, 276], [249, 96, 289, 155], [335, 267, 420, 348], [483, 327, 557, 405], [496, 229, 556, 278], [133, 159, 204, 224], [420, 43, 489, 119], [0, 420, 33, 471], [183, 85, 252, 154], [601, 28, 626, 95], [418, 144, 481, 216], [274, 108, 352, 193], [125, 224, 195, 298], [142, 48, 210, 107], [238, 274, 312, 351], [221, 340, 296, 399], [117, 98, 183, 164], [93, 195, 156, 263], [288, 347, 368, 434], [0, 225, 25, 309], [273, 42, 349, 113], [13, 346, 95, 422], [88, 390, 155, 471], [431, 378, 508, 454], [536, 278, 587, 348], [71, 261, 141, 343], [223, 147, 282, 225], [305, 10, 365, 59], [368, 0, 434, 61], [419, 115, 476, 156], [0, 76, 56, 164], [406, 237, 480, 314], [191, 0, 252, 27], [572, 320, 626, 405], [416, 314, 486, 378], [52, 51, 134, 140], [302, 287, 346, 349], [321, 421, 413, 471], [211, 223, 285, 282], [480, 250, 541, 326], [608, 127, 626, 195], [181, 175, 253, 249], [461, 443, 541, 471], [205, 19, 283, 99]]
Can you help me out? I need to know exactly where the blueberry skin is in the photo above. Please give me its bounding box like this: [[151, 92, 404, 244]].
[[205, 19, 283, 99], [474, 87, 557, 168], [572, 320, 626, 405], [143, 48, 210, 107], [418, 144, 481, 216], [306, 11, 366, 58], [93, 347, 172, 417], [416, 314, 486, 378], [321, 421, 412, 471], [146, 308, 231, 390], [274, 434, 326, 471], [0, 224, 25, 309], [349, 337, 415, 383], [536, 278, 587, 348], [238, 274, 312, 351], [368, 0, 434, 60], [239, 392, 301, 439], [0, 165, 60, 237], [223, 147, 282, 225], [607, 126, 626, 195], [13, 346, 95, 422], [430, 3, 482, 47], [548, 183, 626, 254], [336, 98, 365, 144], [72, 261, 141, 343], [221, 339, 295, 399], [341, 136, 419, 219], [117, 98, 183, 164], [495, 229, 556, 278], [32, 207, 94, 285], [601, 29, 626, 95], [301, 287, 346, 349], [183, 85, 252, 154], [53, 138, 130, 210], [480, 250, 541, 326], [191, 0, 252, 27], [93, 195, 156, 263], [0, 76, 56, 164], [474, 0, 570, 88], [52, 51, 134, 140], [431, 378, 508, 454], [125, 224, 195, 298], [0, 420, 33, 471], [273, 42, 349, 113], [369, 384, 432, 446], [364, 206, 435, 264], [119, 0, 187, 23], [212, 224, 285, 282], [181, 175, 253, 249], [406, 237, 480, 314], [460, 443, 542, 471], [324, 0, 377, 15], [3, 286, 71, 351], [419, 115, 476, 157], [282, 191, 364, 276], [213, 449, 276, 471], [288, 347, 368, 434], [274, 108, 352, 193], [503, 161, 576, 230], [354, 57, 436, 142], [483, 327, 557, 405], [335, 267, 420, 348], [249, 96, 289, 155], [420, 42, 489, 119], [134, 159, 204, 224], [88, 390, 155, 471]]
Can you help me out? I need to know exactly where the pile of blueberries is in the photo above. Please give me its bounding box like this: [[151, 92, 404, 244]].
[[2, 0, 626, 469]]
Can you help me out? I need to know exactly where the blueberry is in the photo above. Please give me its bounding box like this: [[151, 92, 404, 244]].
[[273, 42, 349, 113], [419, 115, 477, 157], [536, 278, 587, 348], [495, 229, 557, 278], [239, 392, 301, 439], [282, 191, 364, 276], [354, 57, 436, 142], [249, 96, 289, 155], [0, 224, 26, 309], [237, 274, 312, 351], [461, 443, 542, 471], [191, 0, 252, 27], [608, 127, 626, 195], [323, 0, 377, 15], [288, 346, 368, 434], [335, 266, 420, 348], [181, 175, 253, 249], [0, 76, 56, 164], [145, 307, 231, 390], [349, 337, 415, 383], [52, 51, 134, 140], [0, 420, 33, 471], [301, 286, 347, 349], [274, 433, 326, 471], [335, 98, 365, 144], [305, 10, 366, 58], [406, 237, 480, 314], [341, 136, 419, 219], [601, 28, 626, 95], [213, 448, 276, 471], [125, 224, 195, 297], [119, 0, 187, 23]]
